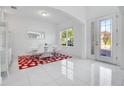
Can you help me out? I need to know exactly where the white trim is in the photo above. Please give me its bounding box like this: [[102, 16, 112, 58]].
[[117, 12, 124, 68], [95, 14, 117, 64], [86, 19, 96, 60], [87, 13, 119, 65]]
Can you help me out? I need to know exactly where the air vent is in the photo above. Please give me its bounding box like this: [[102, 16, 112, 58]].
[[11, 6, 17, 10]]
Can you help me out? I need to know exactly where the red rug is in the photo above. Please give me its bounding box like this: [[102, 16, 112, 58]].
[[18, 52, 72, 70]]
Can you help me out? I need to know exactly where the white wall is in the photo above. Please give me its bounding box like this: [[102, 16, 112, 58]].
[[119, 14, 124, 69], [52, 6, 121, 60], [53, 6, 87, 59], [118, 7, 124, 69], [86, 6, 124, 69], [56, 19, 84, 58], [0, 10, 1, 85], [6, 6, 87, 60], [121, 15, 124, 69], [86, 6, 119, 58], [6, 6, 122, 62], [7, 14, 56, 57], [48, 6, 124, 69], [52, 6, 87, 23], [0, 8, 3, 85], [86, 6, 118, 20]]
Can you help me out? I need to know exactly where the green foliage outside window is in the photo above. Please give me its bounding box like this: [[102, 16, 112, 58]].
[[60, 28, 74, 47], [60, 31, 67, 46]]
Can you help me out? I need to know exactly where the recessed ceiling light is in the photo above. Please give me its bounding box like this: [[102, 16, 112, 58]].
[[39, 11, 49, 17]]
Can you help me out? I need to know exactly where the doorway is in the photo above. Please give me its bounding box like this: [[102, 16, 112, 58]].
[[90, 15, 118, 64]]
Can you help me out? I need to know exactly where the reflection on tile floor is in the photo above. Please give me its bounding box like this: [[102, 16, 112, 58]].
[[2, 58, 124, 86]]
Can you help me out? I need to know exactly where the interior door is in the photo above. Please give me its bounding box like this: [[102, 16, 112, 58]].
[[95, 15, 116, 64]]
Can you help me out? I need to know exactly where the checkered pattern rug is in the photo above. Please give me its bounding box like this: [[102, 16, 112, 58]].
[[18, 52, 72, 70]]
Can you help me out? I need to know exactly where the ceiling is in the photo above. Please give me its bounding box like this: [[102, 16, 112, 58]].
[[3, 6, 75, 24]]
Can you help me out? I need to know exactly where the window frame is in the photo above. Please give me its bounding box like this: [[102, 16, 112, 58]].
[[60, 27, 74, 47]]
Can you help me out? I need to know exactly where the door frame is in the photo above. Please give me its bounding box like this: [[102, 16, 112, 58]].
[[87, 12, 118, 65], [95, 14, 117, 64]]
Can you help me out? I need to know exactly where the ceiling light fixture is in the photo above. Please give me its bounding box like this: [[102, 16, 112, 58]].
[[39, 11, 49, 17]]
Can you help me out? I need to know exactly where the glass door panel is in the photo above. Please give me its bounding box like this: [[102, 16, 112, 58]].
[[95, 15, 116, 64], [100, 19, 112, 57]]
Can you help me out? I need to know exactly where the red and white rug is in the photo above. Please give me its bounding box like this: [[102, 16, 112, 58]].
[[18, 52, 72, 70]]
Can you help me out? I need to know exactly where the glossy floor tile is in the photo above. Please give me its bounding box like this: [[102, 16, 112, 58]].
[[2, 58, 124, 86]]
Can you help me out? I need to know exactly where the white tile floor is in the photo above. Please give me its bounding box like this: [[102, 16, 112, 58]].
[[2, 58, 124, 86]]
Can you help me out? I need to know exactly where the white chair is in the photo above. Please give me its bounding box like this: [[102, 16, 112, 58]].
[[26, 42, 45, 55]]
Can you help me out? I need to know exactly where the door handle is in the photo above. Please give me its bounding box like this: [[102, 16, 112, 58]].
[[96, 41, 98, 46], [96, 43, 98, 46]]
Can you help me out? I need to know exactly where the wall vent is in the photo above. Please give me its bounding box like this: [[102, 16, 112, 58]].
[[10, 6, 17, 10]]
